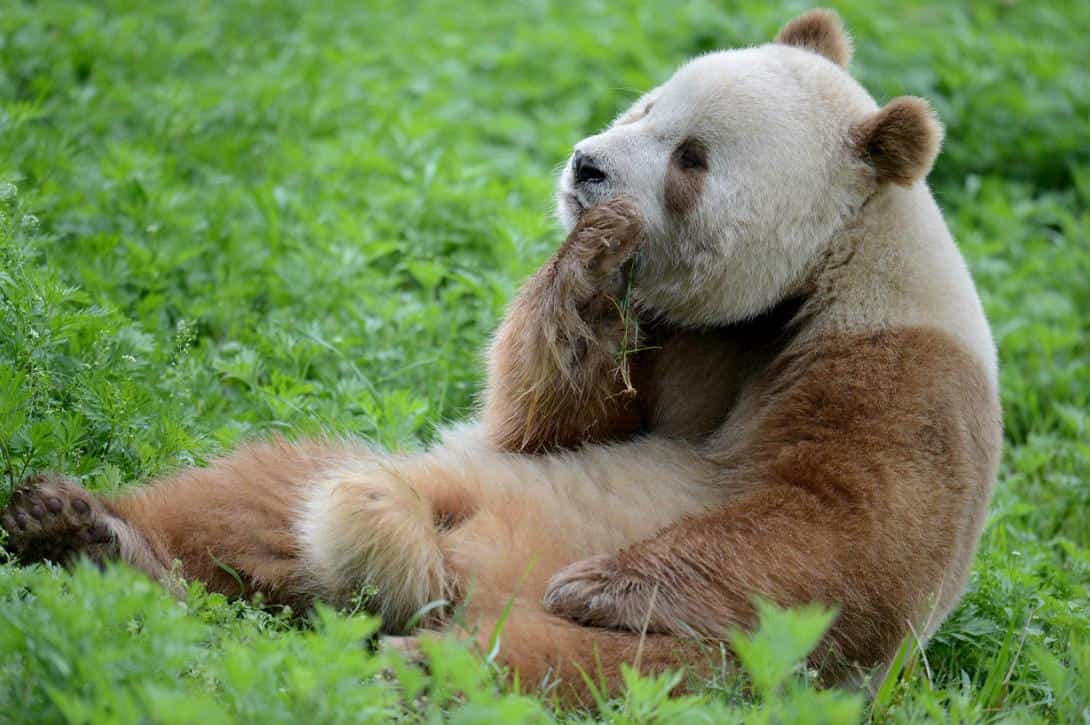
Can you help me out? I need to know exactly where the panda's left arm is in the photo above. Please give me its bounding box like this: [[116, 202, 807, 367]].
[[542, 485, 863, 645]]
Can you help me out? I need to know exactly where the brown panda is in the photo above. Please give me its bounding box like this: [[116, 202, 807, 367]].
[[1, 9, 1000, 705]]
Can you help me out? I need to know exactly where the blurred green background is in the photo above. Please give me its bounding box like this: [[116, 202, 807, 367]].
[[1, 1, 1088, 721]]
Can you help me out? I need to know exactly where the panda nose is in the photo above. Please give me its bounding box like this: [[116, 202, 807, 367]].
[[572, 151, 607, 184]]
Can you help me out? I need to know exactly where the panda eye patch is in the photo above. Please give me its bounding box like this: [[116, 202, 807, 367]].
[[675, 138, 709, 171]]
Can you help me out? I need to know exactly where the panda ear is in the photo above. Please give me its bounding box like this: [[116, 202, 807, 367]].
[[851, 97, 944, 186], [774, 9, 853, 68]]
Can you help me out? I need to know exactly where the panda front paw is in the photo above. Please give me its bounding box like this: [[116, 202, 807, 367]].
[[559, 196, 645, 304], [543, 554, 663, 632]]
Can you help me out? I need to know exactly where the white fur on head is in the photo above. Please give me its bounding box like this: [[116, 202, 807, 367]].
[[553, 12, 968, 347], [556, 33, 878, 327]]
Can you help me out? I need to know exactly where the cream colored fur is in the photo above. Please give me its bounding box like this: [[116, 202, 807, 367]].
[[297, 454, 450, 627], [806, 183, 998, 384], [296, 424, 721, 632]]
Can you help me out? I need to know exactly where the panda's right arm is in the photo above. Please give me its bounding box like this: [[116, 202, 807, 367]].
[[480, 198, 649, 453]]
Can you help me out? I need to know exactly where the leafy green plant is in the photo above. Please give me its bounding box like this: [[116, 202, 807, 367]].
[[1, 0, 1088, 721]]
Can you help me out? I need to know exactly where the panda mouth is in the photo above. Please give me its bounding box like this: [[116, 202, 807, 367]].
[[563, 191, 586, 217]]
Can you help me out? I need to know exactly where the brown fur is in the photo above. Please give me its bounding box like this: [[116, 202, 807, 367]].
[[112, 438, 359, 610], [637, 297, 807, 440], [544, 326, 1000, 678], [436, 609, 712, 705], [664, 140, 708, 216], [774, 8, 853, 68], [482, 196, 646, 452], [852, 97, 944, 186]]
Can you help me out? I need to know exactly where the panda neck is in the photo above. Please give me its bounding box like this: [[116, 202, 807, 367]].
[[794, 182, 998, 384]]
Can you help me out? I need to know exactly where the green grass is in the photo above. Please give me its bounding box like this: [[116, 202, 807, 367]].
[[1, 0, 1088, 721]]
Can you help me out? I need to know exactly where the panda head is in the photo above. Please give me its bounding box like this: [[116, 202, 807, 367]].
[[557, 9, 944, 327]]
